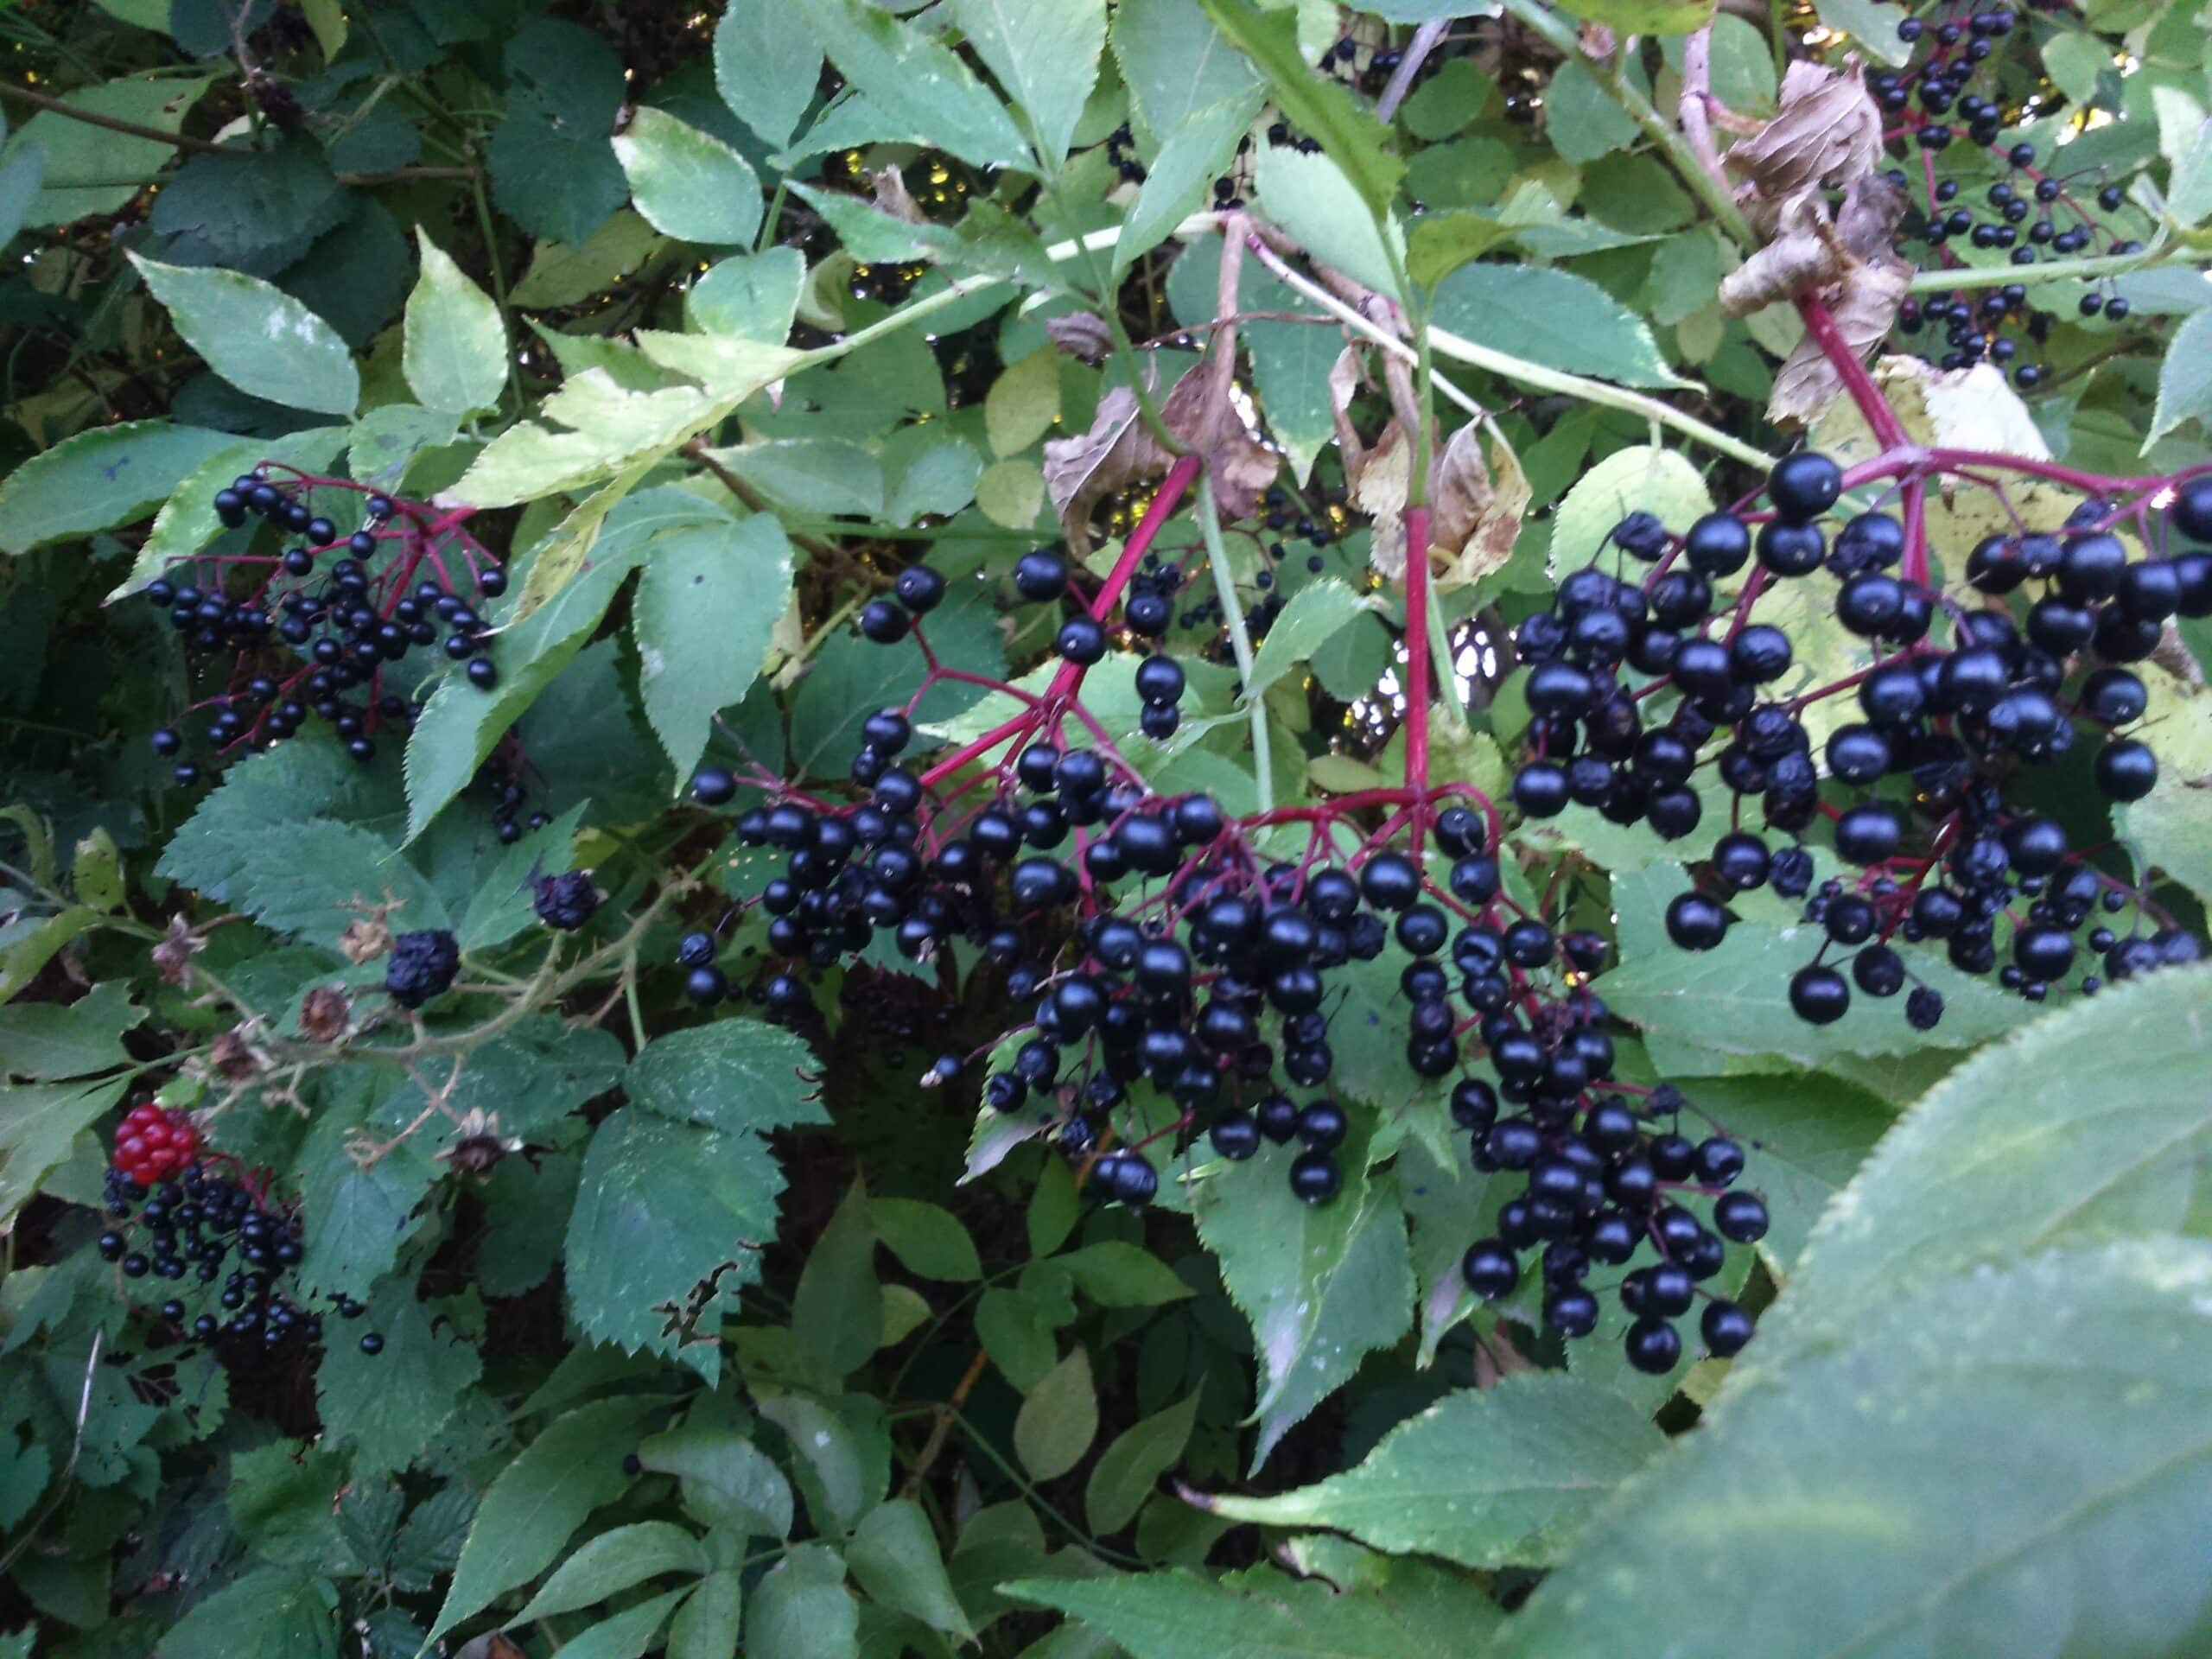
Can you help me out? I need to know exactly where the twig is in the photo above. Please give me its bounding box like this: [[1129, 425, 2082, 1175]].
[[1200, 471, 1272, 811], [900, 1347, 988, 1499], [1677, 27, 1732, 195], [682, 440, 848, 567], [0, 81, 230, 153], [1376, 20, 1448, 123]]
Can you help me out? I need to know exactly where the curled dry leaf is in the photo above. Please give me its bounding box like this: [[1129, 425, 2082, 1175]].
[[151, 914, 207, 986], [1044, 312, 1114, 362], [1042, 384, 1166, 556], [1719, 192, 1845, 317], [1357, 421, 1527, 588], [1042, 361, 1279, 553], [869, 163, 926, 224], [1725, 60, 1883, 227], [1767, 256, 1910, 426]]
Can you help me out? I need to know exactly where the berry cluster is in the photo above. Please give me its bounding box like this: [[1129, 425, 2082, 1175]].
[[99, 1121, 382, 1367], [1511, 452, 2209, 1029], [681, 461, 1778, 1374], [1876, 4, 2145, 381], [143, 467, 506, 785], [534, 872, 601, 932], [386, 928, 461, 1009]]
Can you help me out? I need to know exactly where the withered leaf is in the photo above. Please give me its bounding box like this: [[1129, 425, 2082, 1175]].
[[1042, 384, 1166, 555], [1719, 192, 1845, 318], [1726, 60, 1882, 216], [1159, 363, 1279, 526], [1767, 255, 1910, 427], [1044, 312, 1113, 362]]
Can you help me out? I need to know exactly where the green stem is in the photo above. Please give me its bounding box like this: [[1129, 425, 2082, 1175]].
[[1905, 242, 2212, 293], [1492, 0, 1755, 248], [1198, 473, 1273, 812], [467, 164, 520, 416]]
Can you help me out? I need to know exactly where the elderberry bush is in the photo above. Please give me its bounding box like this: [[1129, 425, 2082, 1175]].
[[1513, 458, 2211, 1032], [139, 467, 508, 786]]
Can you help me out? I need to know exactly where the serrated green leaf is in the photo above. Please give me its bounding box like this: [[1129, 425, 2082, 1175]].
[[1055, 1242, 1197, 1306], [2148, 308, 2212, 444], [0, 420, 243, 556], [486, 19, 629, 246], [516, 1522, 707, 1622], [795, 1181, 882, 1376], [1432, 264, 1686, 391], [295, 1101, 439, 1300], [1086, 1392, 1199, 1535], [1118, 91, 1267, 273], [545, 1586, 689, 1659], [700, 438, 885, 518], [1201, 0, 1405, 217], [758, 1392, 887, 1533], [424, 1395, 666, 1648], [808, 0, 1030, 173], [315, 1281, 482, 1478], [1245, 578, 1378, 702], [714, 0, 821, 151], [747, 1542, 857, 1659], [667, 1567, 744, 1659], [869, 1198, 982, 1281], [849, 1498, 976, 1640], [951, 0, 1106, 171], [404, 232, 507, 416], [4, 73, 214, 226], [0, 982, 140, 1081], [0, 144, 42, 251], [1008, 1564, 1478, 1659], [614, 108, 764, 246], [1015, 1346, 1097, 1479], [639, 1421, 794, 1536], [0, 1077, 125, 1228], [1255, 143, 1406, 302], [1492, 1241, 2212, 1658], [634, 504, 793, 780], [626, 1016, 827, 1137], [154, 1567, 336, 1659], [130, 255, 358, 415], [147, 139, 346, 276], [690, 247, 805, 343], [1547, 444, 1712, 569], [512, 212, 668, 308], [1112, 0, 1263, 141], [1196, 1142, 1413, 1469], [1199, 1374, 1662, 1567]]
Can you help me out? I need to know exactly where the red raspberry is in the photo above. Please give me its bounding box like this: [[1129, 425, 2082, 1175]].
[[111, 1104, 200, 1185]]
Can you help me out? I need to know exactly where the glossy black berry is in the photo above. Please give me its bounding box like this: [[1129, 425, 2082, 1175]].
[[1624, 1317, 1681, 1374], [1014, 550, 1069, 601], [1056, 615, 1107, 664], [1789, 963, 1850, 1025], [894, 565, 945, 613], [860, 599, 910, 644], [1666, 892, 1729, 951], [1767, 452, 1843, 523]]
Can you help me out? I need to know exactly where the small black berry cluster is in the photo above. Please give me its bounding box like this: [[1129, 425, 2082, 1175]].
[[386, 928, 461, 1009], [1511, 454, 2210, 1030], [534, 872, 600, 932], [143, 467, 506, 786], [99, 1153, 382, 1369]]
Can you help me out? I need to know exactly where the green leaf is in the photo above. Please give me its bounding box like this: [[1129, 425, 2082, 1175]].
[[1015, 1346, 1097, 1480], [315, 1281, 483, 1478], [114, 429, 347, 595], [4, 73, 213, 226], [1255, 143, 1406, 302], [546, 1586, 689, 1659], [402, 491, 682, 838], [516, 1522, 708, 1622], [1492, 1242, 2212, 1657], [1546, 444, 1712, 569], [130, 255, 359, 416], [758, 1392, 886, 1533], [626, 1016, 827, 1138], [1431, 264, 1685, 390], [566, 1109, 795, 1379], [0, 982, 140, 1081], [1813, 0, 1912, 65], [808, 0, 1031, 173], [1199, 0, 1405, 216], [147, 140, 346, 276], [0, 1078, 125, 1228], [1118, 90, 1268, 273], [667, 1567, 744, 1659], [613, 108, 764, 246], [1008, 1564, 1488, 1659], [425, 1395, 666, 1648], [512, 212, 668, 308], [977, 1286, 1061, 1391], [1055, 1241, 1197, 1306], [1199, 1374, 1662, 1567], [1548, 0, 1715, 33], [747, 1542, 857, 1659], [486, 19, 629, 246], [404, 232, 507, 416], [796, 1181, 883, 1376], [702, 438, 885, 517], [1110, 0, 1262, 141], [849, 1498, 976, 1640], [2039, 30, 2109, 105], [1245, 579, 1379, 702], [1758, 965, 2212, 1348], [690, 247, 805, 343], [638, 1421, 794, 1535], [869, 1198, 982, 1281], [155, 1567, 335, 1659], [0, 421, 243, 556], [2148, 308, 2212, 445], [0, 144, 42, 251], [2171, 116, 2212, 228], [295, 1102, 439, 1299], [633, 503, 793, 779], [714, 0, 822, 151], [454, 376, 714, 507], [1086, 1392, 1200, 1535], [951, 0, 1106, 170], [1197, 1141, 1414, 1468]]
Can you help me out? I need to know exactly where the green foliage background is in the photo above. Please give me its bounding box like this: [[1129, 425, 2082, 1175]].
[[0, 2, 2209, 1656]]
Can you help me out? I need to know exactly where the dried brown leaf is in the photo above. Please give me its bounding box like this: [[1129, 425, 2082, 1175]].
[[869, 163, 925, 224], [1353, 419, 1414, 578], [1726, 60, 1882, 217], [1766, 255, 1910, 427], [151, 915, 205, 986], [1436, 425, 1530, 590], [1041, 384, 1166, 555], [1160, 364, 1280, 525], [1719, 192, 1845, 317], [1834, 171, 1909, 259], [298, 985, 352, 1043]]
